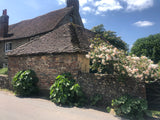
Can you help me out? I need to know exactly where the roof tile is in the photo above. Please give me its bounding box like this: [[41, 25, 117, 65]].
[[7, 23, 95, 56], [0, 7, 73, 41]]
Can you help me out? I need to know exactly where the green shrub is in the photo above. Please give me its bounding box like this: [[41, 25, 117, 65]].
[[111, 95, 148, 120], [50, 73, 86, 106], [90, 94, 102, 106], [106, 106, 111, 113], [0, 68, 8, 75], [12, 70, 39, 96]]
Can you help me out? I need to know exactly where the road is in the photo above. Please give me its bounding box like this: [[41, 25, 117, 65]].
[[0, 91, 124, 120]]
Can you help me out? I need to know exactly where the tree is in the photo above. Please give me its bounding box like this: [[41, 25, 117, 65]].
[[131, 33, 160, 63], [91, 24, 128, 51], [91, 24, 105, 34]]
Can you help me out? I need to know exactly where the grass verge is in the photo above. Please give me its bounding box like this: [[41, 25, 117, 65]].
[[0, 88, 14, 94], [145, 110, 160, 119], [0, 68, 8, 75]]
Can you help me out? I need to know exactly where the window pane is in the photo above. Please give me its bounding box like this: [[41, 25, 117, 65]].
[[5, 42, 12, 52]]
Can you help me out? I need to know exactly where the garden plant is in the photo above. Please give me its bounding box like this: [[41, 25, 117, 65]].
[[111, 95, 148, 120], [50, 73, 86, 106], [86, 37, 160, 83], [12, 70, 39, 96], [86, 37, 160, 119]]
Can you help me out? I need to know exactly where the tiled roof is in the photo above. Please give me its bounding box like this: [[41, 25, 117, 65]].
[[7, 23, 95, 56], [0, 7, 73, 41]]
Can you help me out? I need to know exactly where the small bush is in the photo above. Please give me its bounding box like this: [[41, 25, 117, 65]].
[[50, 73, 86, 106], [111, 95, 148, 120], [12, 70, 39, 96], [106, 106, 111, 113], [0, 68, 8, 75], [90, 94, 102, 106]]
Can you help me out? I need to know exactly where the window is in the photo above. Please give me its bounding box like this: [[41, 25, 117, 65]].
[[3, 63, 8, 68], [5, 42, 12, 52]]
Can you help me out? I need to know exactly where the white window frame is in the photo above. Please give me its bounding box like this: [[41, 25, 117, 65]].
[[3, 63, 8, 68], [5, 42, 12, 52]]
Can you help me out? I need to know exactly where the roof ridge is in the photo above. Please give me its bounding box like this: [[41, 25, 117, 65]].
[[7, 22, 95, 56], [1, 7, 73, 41], [9, 7, 73, 27]]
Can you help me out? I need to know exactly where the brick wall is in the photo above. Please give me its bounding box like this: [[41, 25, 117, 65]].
[[8, 53, 89, 90], [77, 73, 146, 106], [0, 75, 9, 89]]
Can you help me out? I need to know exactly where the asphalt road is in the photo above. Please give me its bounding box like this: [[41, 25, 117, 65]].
[[0, 91, 124, 120]]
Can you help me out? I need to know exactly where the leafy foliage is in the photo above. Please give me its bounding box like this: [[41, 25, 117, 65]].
[[91, 24, 128, 51], [111, 95, 148, 120], [12, 70, 39, 96], [50, 73, 86, 106], [103, 31, 128, 51], [0, 68, 8, 75], [106, 106, 111, 113], [90, 94, 102, 106], [131, 33, 160, 63], [86, 37, 160, 83], [91, 24, 106, 34]]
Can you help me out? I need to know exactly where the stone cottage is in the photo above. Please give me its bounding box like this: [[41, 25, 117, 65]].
[[0, 0, 84, 68], [7, 0, 95, 91], [2, 0, 146, 101]]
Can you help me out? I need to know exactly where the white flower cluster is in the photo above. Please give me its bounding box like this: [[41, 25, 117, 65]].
[[122, 55, 160, 82], [86, 38, 160, 82]]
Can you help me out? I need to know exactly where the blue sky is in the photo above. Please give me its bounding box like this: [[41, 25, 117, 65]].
[[0, 0, 160, 48]]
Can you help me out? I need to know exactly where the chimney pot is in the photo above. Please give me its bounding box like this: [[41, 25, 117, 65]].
[[3, 9, 7, 16]]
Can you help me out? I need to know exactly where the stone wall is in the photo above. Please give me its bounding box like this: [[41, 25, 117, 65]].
[[0, 75, 9, 89], [8, 53, 89, 90], [8, 53, 146, 105], [0, 41, 6, 67], [0, 38, 29, 68], [77, 73, 146, 106]]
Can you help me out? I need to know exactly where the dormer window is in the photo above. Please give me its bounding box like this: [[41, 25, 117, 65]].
[[5, 42, 12, 52]]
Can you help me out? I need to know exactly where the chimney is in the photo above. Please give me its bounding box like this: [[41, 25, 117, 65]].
[[66, 0, 79, 11], [0, 9, 9, 37]]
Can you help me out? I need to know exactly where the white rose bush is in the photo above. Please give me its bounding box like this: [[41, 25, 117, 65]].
[[86, 37, 160, 83]]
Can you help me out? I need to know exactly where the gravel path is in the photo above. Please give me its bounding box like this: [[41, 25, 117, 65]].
[[0, 91, 125, 120]]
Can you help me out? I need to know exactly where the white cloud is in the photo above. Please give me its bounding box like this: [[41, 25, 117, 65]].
[[56, 0, 154, 15], [79, 0, 88, 6], [82, 6, 94, 13], [82, 6, 91, 12], [80, 0, 94, 6], [134, 21, 155, 27], [123, 0, 154, 11], [82, 18, 87, 24], [94, 0, 123, 14], [57, 0, 65, 5], [57, 0, 93, 6]]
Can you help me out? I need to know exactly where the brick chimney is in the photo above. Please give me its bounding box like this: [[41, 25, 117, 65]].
[[0, 9, 9, 37]]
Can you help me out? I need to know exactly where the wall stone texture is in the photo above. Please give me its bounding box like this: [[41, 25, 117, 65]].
[[8, 53, 146, 106], [77, 73, 146, 106], [0, 75, 9, 89], [8, 53, 89, 90], [0, 38, 30, 68]]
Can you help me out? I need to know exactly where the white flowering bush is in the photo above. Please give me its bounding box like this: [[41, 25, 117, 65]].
[[86, 37, 160, 83], [86, 37, 125, 74]]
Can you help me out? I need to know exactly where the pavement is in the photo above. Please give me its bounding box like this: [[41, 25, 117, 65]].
[[0, 91, 125, 120]]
